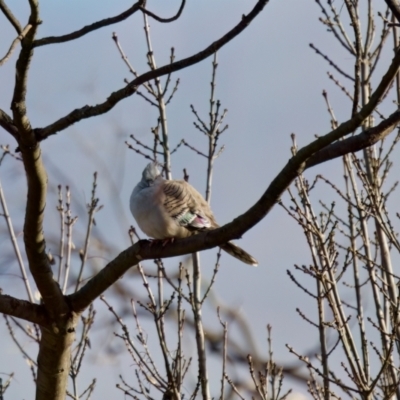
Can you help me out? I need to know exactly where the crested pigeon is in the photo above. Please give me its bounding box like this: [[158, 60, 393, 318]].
[[130, 162, 258, 266]]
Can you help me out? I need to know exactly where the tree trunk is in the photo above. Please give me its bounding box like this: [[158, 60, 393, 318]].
[[36, 313, 78, 400]]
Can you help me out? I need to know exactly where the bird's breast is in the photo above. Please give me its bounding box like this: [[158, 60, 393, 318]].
[[130, 186, 190, 239]]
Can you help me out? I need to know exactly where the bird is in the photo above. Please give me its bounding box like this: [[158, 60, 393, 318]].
[[130, 162, 258, 266]]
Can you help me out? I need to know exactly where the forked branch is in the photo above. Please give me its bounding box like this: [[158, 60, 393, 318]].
[[306, 109, 400, 168]]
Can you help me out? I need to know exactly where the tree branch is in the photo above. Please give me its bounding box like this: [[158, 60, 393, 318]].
[[305, 109, 400, 169], [385, 0, 400, 23], [69, 45, 400, 313], [0, 294, 48, 326], [10, 4, 39, 133], [20, 144, 70, 317], [0, 109, 19, 140], [0, 24, 32, 67], [140, 0, 186, 23], [32, 1, 145, 48], [33, 0, 270, 142], [0, 0, 22, 34], [8, 1, 68, 317]]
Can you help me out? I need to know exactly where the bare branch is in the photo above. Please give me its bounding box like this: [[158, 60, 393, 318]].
[[217, 307, 227, 400], [0, 176, 34, 303], [315, 0, 354, 54], [181, 139, 208, 158], [33, 1, 144, 48], [33, 0, 271, 142], [385, 0, 400, 23], [0, 0, 22, 33], [10, 5, 39, 134], [21, 144, 69, 316], [344, 0, 361, 117], [140, 0, 186, 23], [0, 109, 19, 140], [309, 43, 354, 81], [306, 109, 400, 169], [191, 252, 210, 400], [75, 173, 99, 292], [0, 24, 32, 67], [0, 294, 48, 326], [141, 12, 172, 179], [4, 315, 38, 367]]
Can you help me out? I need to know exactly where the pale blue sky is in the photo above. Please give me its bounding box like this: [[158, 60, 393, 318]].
[[0, 1, 398, 399]]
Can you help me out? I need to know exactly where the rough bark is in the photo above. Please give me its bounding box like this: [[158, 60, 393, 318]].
[[36, 314, 79, 400]]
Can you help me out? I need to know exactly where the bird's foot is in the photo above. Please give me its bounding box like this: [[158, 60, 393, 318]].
[[161, 237, 175, 247]]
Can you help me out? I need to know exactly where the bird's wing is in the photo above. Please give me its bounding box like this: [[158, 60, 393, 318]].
[[161, 180, 218, 231]]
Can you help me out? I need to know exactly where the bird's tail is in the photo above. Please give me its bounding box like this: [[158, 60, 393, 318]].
[[220, 241, 258, 266]]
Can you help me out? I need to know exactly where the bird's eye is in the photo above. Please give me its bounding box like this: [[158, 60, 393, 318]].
[[146, 179, 154, 186]]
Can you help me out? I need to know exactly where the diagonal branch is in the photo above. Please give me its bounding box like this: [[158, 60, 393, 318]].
[[0, 24, 32, 67], [140, 0, 186, 23], [305, 109, 400, 169], [0, 294, 48, 326], [69, 45, 400, 313], [0, 176, 34, 303], [33, 0, 270, 141], [0, 0, 22, 34], [385, 0, 400, 23], [33, 1, 145, 48]]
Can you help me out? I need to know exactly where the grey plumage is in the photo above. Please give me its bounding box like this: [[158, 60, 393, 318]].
[[130, 162, 258, 266]]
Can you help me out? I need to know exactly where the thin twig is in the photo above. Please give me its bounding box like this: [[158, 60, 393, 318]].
[[0, 24, 32, 66], [217, 307, 227, 400], [75, 172, 101, 292], [0, 176, 34, 303]]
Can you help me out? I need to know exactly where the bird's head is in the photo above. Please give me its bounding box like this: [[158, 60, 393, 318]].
[[141, 162, 162, 186]]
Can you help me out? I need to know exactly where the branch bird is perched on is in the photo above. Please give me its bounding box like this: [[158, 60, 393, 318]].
[[130, 162, 258, 266]]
